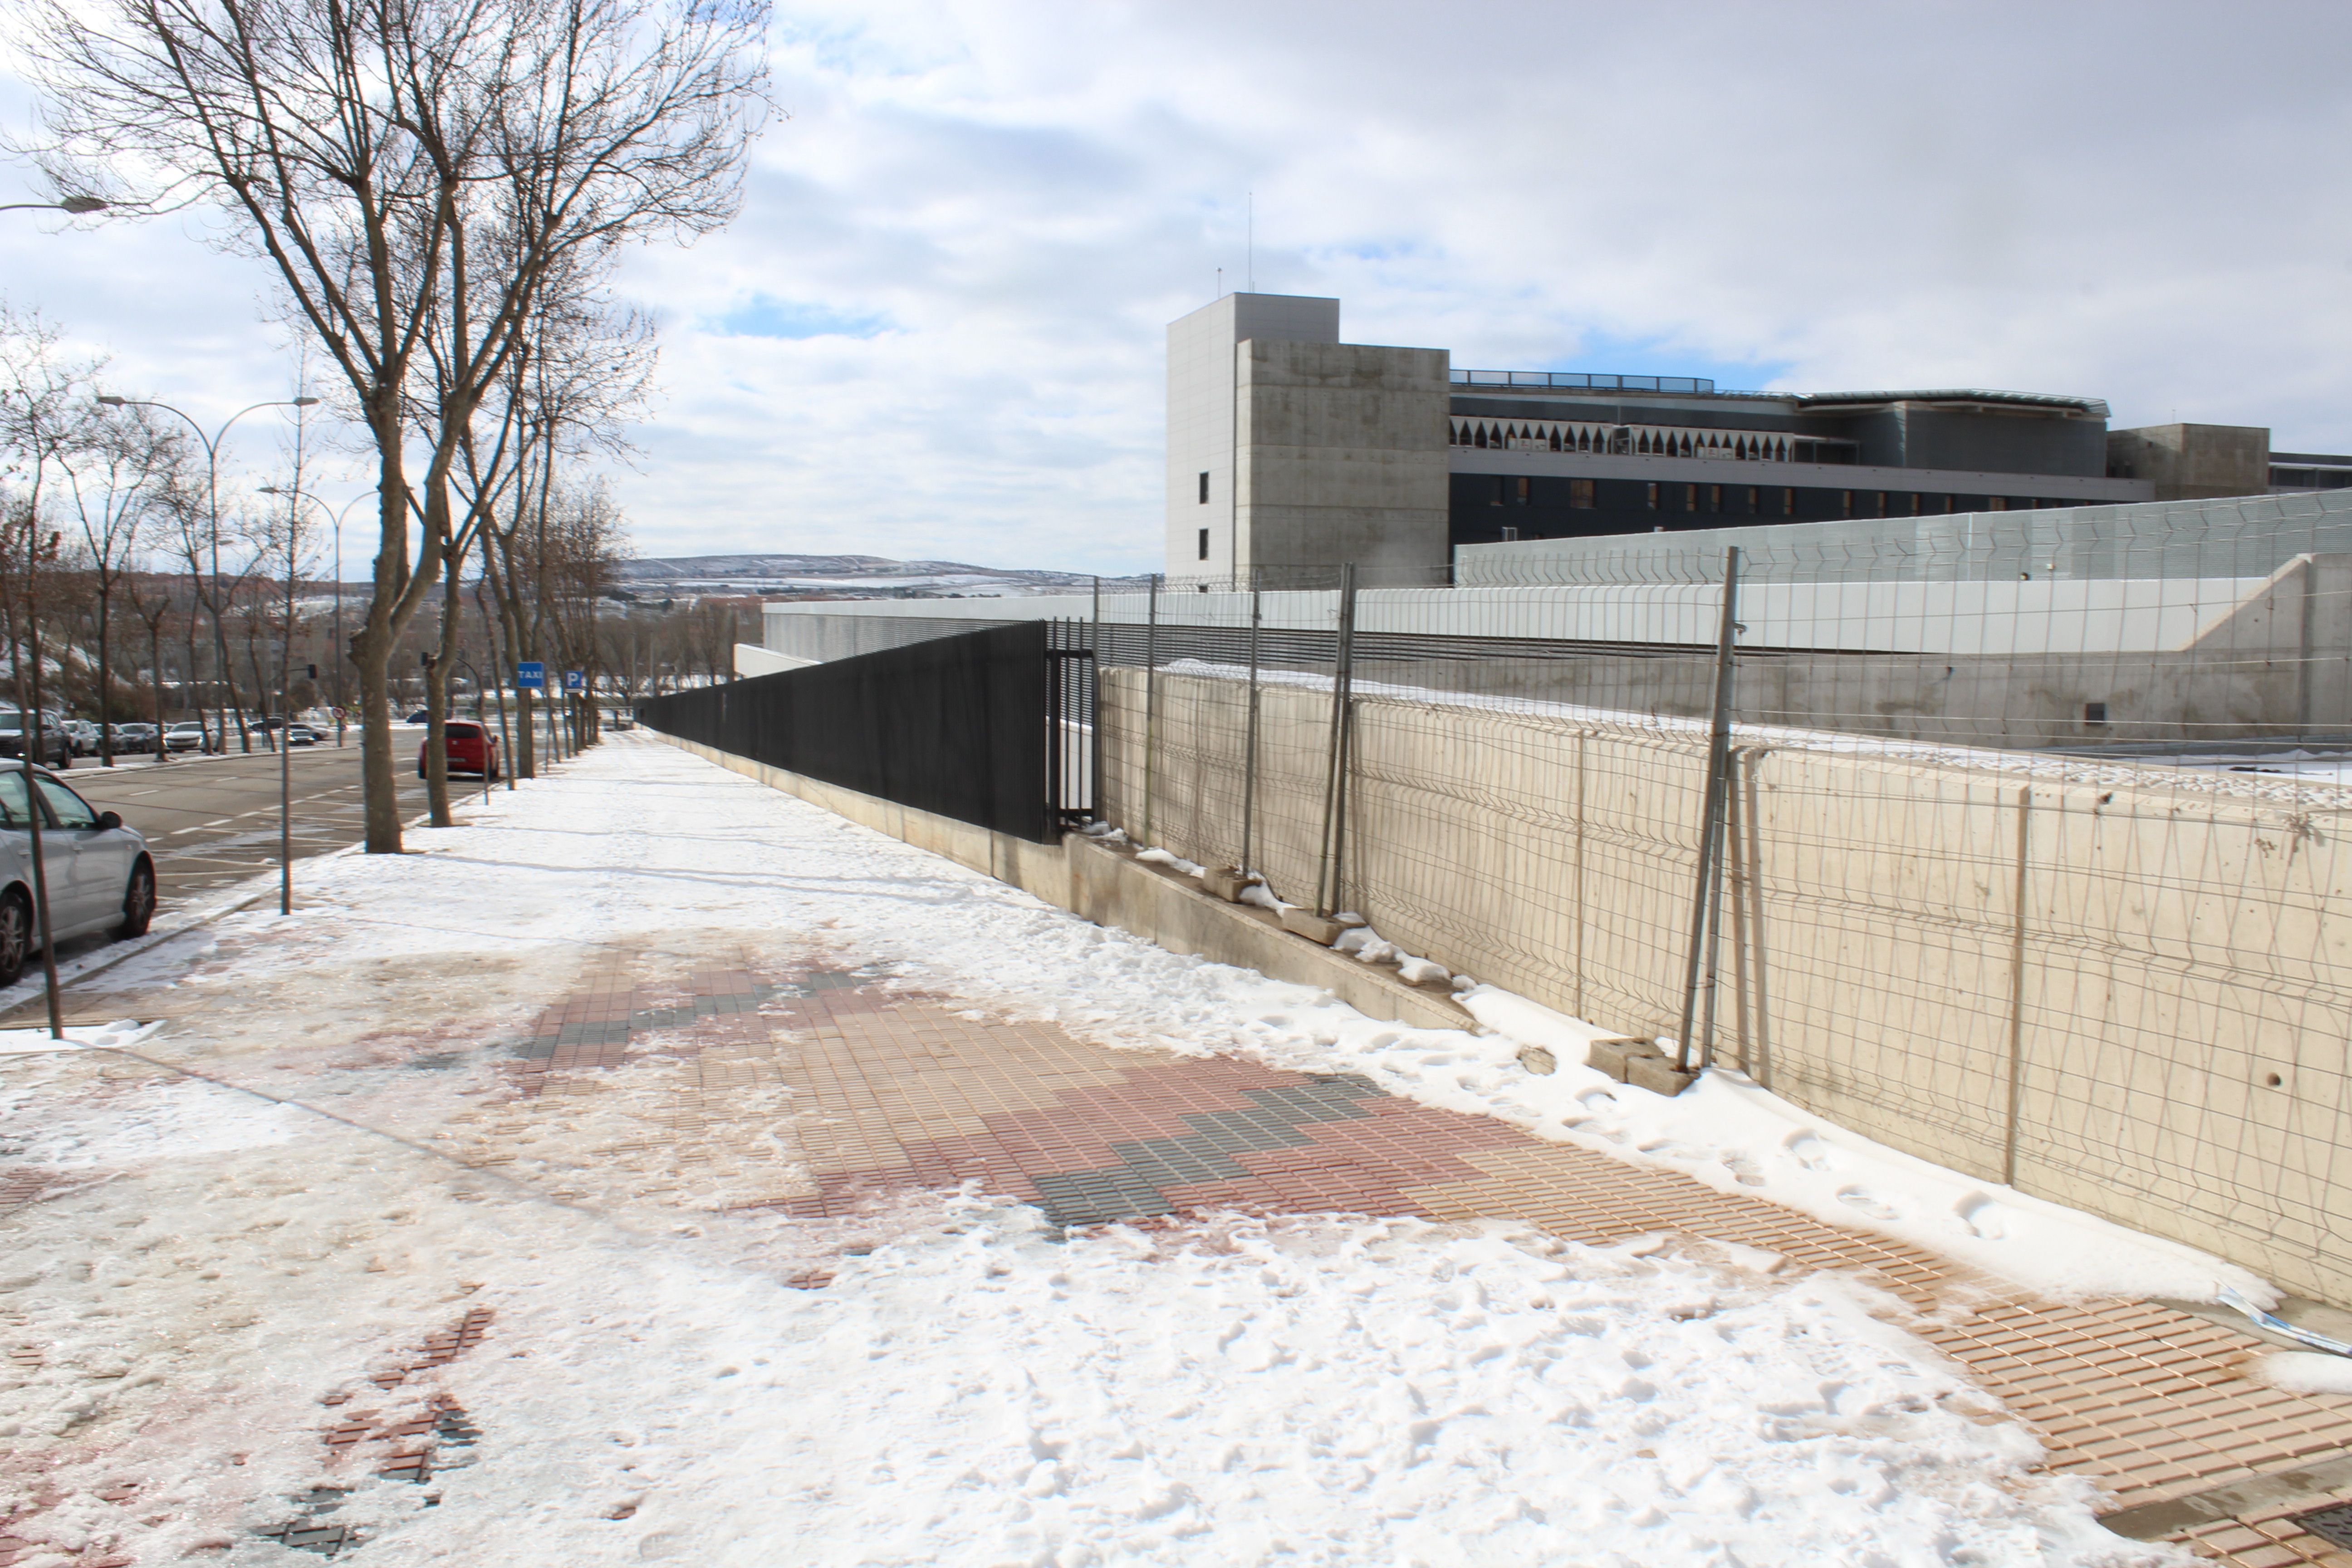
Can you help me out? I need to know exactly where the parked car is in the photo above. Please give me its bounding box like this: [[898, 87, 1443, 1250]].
[[0, 763, 154, 984], [0, 711, 72, 769], [163, 721, 213, 754], [419, 719, 500, 780], [284, 724, 321, 747], [106, 723, 160, 756], [59, 720, 98, 757], [404, 709, 431, 725]]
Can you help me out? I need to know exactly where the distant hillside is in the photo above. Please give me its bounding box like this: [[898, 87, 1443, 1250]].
[[612, 553, 1146, 598]]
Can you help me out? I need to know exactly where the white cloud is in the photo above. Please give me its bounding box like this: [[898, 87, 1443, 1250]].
[[7, 0, 2352, 573]]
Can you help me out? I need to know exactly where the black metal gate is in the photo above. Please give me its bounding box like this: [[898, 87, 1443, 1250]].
[[1045, 619, 1095, 830], [637, 621, 1094, 844]]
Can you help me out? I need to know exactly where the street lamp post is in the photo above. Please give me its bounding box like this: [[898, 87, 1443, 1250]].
[[259, 487, 365, 745], [96, 394, 317, 754]]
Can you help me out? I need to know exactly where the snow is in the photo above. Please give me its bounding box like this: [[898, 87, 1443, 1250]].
[[0, 734, 2239, 1563], [1134, 846, 1205, 877], [1331, 922, 1458, 989], [0, 1126, 2167, 1567], [1229, 983, 2272, 1308], [2253, 1352, 2352, 1396], [1097, 838, 2262, 1307]]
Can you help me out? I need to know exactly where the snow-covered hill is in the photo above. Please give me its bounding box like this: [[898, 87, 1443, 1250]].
[[613, 553, 1146, 598]]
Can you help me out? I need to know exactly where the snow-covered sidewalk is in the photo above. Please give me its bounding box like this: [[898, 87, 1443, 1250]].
[[0, 733, 2298, 1564]]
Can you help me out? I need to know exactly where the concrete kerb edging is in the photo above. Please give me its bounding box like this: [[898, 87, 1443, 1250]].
[[654, 732, 1475, 1034]]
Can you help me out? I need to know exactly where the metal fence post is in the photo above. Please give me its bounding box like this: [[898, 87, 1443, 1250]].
[[1315, 564, 1358, 917], [1674, 546, 1740, 1072], [2003, 783, 2033, 1186], [1142, 572, 1160, 847], [1089, 578, 1105, 825], [1240, 571, 1263, 879]]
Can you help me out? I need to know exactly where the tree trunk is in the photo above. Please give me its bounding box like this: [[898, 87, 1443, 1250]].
[[355, 452, 429, 853], [95, 583, 112, 765], [424, 531, 463, 827]]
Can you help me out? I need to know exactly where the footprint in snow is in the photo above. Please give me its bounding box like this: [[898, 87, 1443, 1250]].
[[1783, 1130, 1832, 1171], [1952, 1191, 2008, 1239], [1720, 1153, 1766, 1187], [1837, 1186, 1899, 1220]]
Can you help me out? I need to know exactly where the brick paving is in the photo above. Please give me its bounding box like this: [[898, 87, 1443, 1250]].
[[12, 934, 2352, 1560]]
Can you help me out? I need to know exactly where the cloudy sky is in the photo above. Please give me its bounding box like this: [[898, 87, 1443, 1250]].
[[5, 0, 2351, 576]]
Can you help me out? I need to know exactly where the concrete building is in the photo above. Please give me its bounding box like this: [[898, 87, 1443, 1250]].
[[1166, 291, 2325, 582], [2269, 450, 2352, 495], [2104, 422, 2271, 501], [1166, 293, 1449, 584]]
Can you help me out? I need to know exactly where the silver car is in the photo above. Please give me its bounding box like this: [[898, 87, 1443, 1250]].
[[0, 764, 155, 984]]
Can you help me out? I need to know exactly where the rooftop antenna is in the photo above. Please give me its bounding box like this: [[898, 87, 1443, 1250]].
[[1247, 191, 1254, 293], [1216, 265, 1223, 299]]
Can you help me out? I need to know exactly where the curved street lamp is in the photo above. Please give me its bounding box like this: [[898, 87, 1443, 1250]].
[[0, 196, 108, 216], [259, 485, 369, 726], [94, 392, 317, 753]]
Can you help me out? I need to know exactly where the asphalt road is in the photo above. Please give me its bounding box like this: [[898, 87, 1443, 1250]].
[[62, 740, 439, 911]]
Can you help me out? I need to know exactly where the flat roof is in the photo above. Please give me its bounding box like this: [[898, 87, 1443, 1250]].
[[1448, 374, 2110, 420], [1795, 390, 2110, 419]]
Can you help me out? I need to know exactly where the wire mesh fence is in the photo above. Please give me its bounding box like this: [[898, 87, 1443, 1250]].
[[1059, 497, 2352, 1303]]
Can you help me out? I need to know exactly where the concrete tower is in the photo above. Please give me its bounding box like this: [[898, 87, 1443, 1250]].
[[1165, 293, 1450, 586]]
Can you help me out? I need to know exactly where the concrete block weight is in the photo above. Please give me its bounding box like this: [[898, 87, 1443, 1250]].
[[1278, 907, 1348, 945], [1583, 1037, 1662, 1083], [1626, 1053, 1701, 1098]]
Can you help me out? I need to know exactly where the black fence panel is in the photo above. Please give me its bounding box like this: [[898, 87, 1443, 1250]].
[[638, 622, 1074, 843]]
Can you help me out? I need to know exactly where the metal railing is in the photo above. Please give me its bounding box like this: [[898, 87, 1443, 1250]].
[[1452, 369, 1720, 394]]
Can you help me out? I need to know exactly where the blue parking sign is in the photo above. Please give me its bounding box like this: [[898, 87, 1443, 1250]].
[[564, 670, 586, 692], [515, 662, 545, 690]]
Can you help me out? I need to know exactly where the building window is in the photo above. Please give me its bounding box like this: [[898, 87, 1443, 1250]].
[[1685, 484, 1699, 511], [1708, 485, 1722, 513], [1516, 476, 1531, 506], [1499, 526, 1520, 542], [1840, 490, 1853, 517], [1987, 496, 2008, 512], [1646, 482, 1659, 510], [1196, 528, 1209, 561], [1872, 491, 1887, 517], [2084, 701, 2108, 725], [1781, 487, 1795, 516], [1568, 479, 1595, 509], [1198, 472, 1210, 504], [1745, 486, 1759, 512], [1907, 493, 1921, 515], [1491, 476, 1506, 506]]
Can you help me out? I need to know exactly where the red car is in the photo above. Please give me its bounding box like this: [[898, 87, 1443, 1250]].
[[418, 719, 501, 780]]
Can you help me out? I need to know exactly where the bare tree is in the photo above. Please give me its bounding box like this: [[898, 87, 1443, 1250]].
[[19, 0, 769, 850], [68, 402, 184, 762], [124, 569, 176, 746]]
